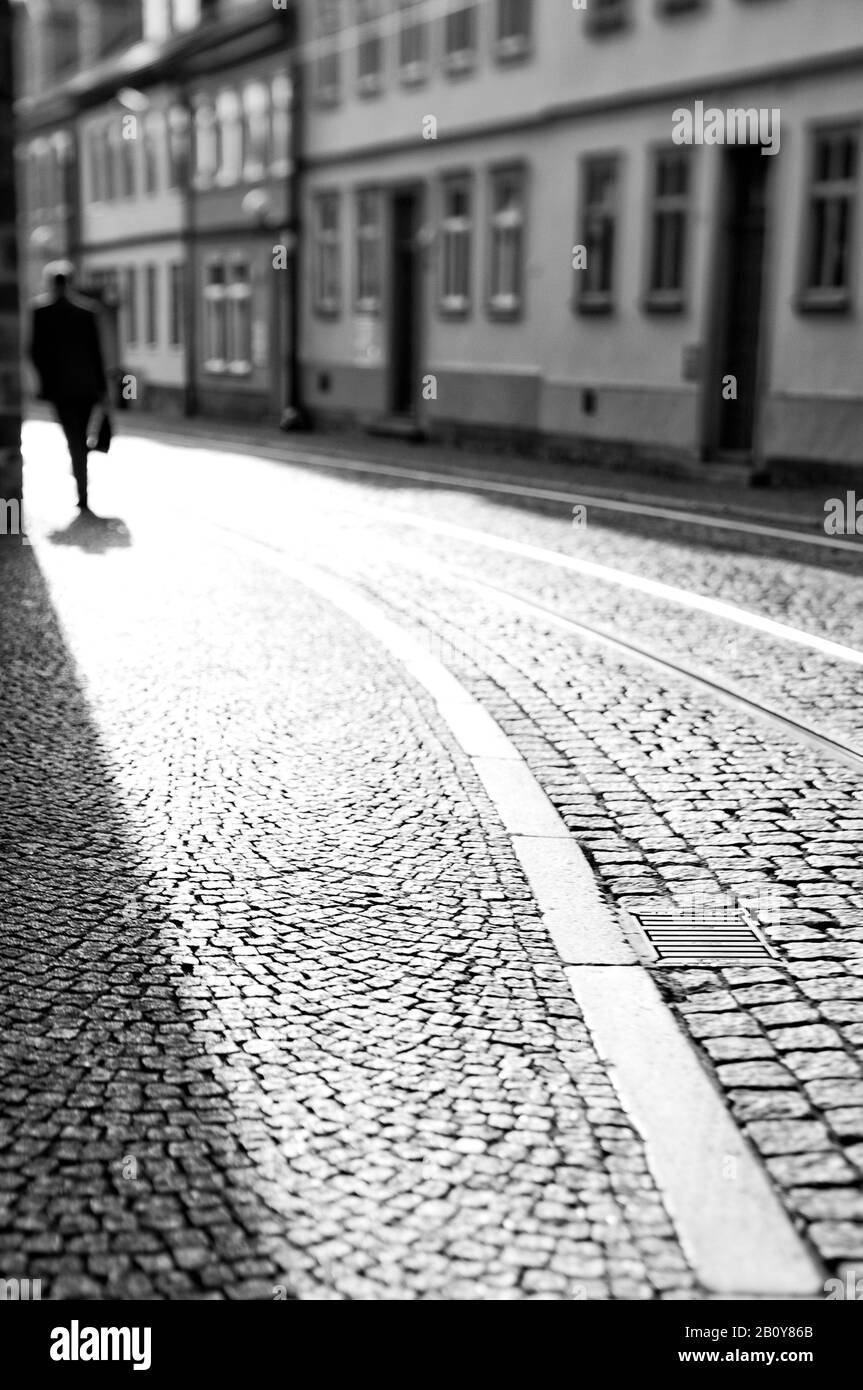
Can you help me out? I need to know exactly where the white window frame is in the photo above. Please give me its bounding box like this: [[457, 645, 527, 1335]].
[[355, 188, 382, 313], [313, 191, 342, 317], [439, 174, 473, 316], [226, 262, 253, 375], [215, 90, 242, 187], [575, 153, 619, 314], [193, 96, 218, 190], [270, 73, 292, 177], [488, 165, 526, 318], [644, 147, 691, 312], [800, 124, 859, 312], [242, 82, 270, 182], [204, 259, 228, 372]]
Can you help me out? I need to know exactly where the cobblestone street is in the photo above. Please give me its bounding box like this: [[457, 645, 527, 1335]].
[[2, 420, 861, 1301]]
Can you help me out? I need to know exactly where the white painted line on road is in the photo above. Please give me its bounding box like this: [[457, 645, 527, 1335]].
[[221, 528, 824, 1300], [367, 507, 863, 667], [471, 757, 572, 839], [570, 966, 821, 1297], [511, 835, 636, 967]]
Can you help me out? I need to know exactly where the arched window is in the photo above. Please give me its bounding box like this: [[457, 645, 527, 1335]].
[[167, 104, 190, 188], [193, 96, 218, 188], [270, 73, 292, 177], [216, 91, 242, 186], [242, 83, 270, 182]]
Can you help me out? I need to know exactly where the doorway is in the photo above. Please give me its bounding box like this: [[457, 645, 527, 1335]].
[[389, 190, 421, 419], [711, 147, 770, 458]]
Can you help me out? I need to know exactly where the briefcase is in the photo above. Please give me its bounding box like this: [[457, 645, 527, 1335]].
[[86, 406, 113, 455]]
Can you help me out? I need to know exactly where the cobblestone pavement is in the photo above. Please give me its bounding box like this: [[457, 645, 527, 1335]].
[[5, 420, 862, 1296], [0, 427, 701, 1301]]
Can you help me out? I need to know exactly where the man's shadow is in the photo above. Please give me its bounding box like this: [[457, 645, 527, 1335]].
[[46, 511, 132, 552]]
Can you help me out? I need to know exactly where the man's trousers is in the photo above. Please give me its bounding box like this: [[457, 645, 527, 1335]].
[[54, 398, 96, 509]]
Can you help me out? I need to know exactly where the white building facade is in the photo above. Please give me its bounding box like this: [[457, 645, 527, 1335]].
[[299, 0, 863, 478]]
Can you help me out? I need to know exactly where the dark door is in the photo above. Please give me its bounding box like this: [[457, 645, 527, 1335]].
[[391, 191, 419, 417], [716, 148, 769, 455]]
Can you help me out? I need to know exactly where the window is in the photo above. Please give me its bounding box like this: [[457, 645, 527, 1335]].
[[356, 0, 383, 94], [495, 0, 532, 59], [216, 90, 242, 186], [145, 264, 159, 346], [103, 124, 116, 201], [57, 138, 71, 209], [123, 266, 138, 346], [204, 261, 252, 371], [801, 126, 859, 311], [585, 0, 631, 34], [488, 166, 526, 317], [398, 0, 428, 82], [243, 83, 270, 180], [28, 141, 49, 215], [100, 0, 143, 53], [86, 267, 120, 309], [645, 149, 691, 310], [194, 97, 218, 188], [149, 0, 198, 35], [270, 73, 292, 176], [575, 155, 619, 312], [88, 128, 105, 203], [51, 8, 79, 79], [313, 192, 342, 315], [226, 263, 252, 372], [444, 4, 477, 72], [314, 0, 342, 105], [142, 112, 161, 194], [355, 190, 382, 311], [167, 104, 189, 188], [169, 262, 184, 347], [204, 263, 227, 368], [440, 175, 473, 315], [657, 0, 704, 13], [118, 121, 136, 199]]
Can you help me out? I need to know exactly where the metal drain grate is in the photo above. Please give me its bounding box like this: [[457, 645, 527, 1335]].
[[625, 903, 777, 966]]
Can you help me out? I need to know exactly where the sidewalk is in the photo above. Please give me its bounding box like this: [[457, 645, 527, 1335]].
[[27, 404, 848, 541]]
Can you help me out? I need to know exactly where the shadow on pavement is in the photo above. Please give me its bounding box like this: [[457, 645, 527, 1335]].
[[0, 537, 291, 1300], [46, 513, 132, 552]]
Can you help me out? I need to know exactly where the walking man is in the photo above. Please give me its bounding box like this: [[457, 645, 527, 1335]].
[[29, 263, 108, 514]]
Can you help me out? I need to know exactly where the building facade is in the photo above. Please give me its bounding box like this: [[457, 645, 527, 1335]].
[[299, 0, 863, 477], [13, 0, 863, 478], [15, 0, 297, 419]]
